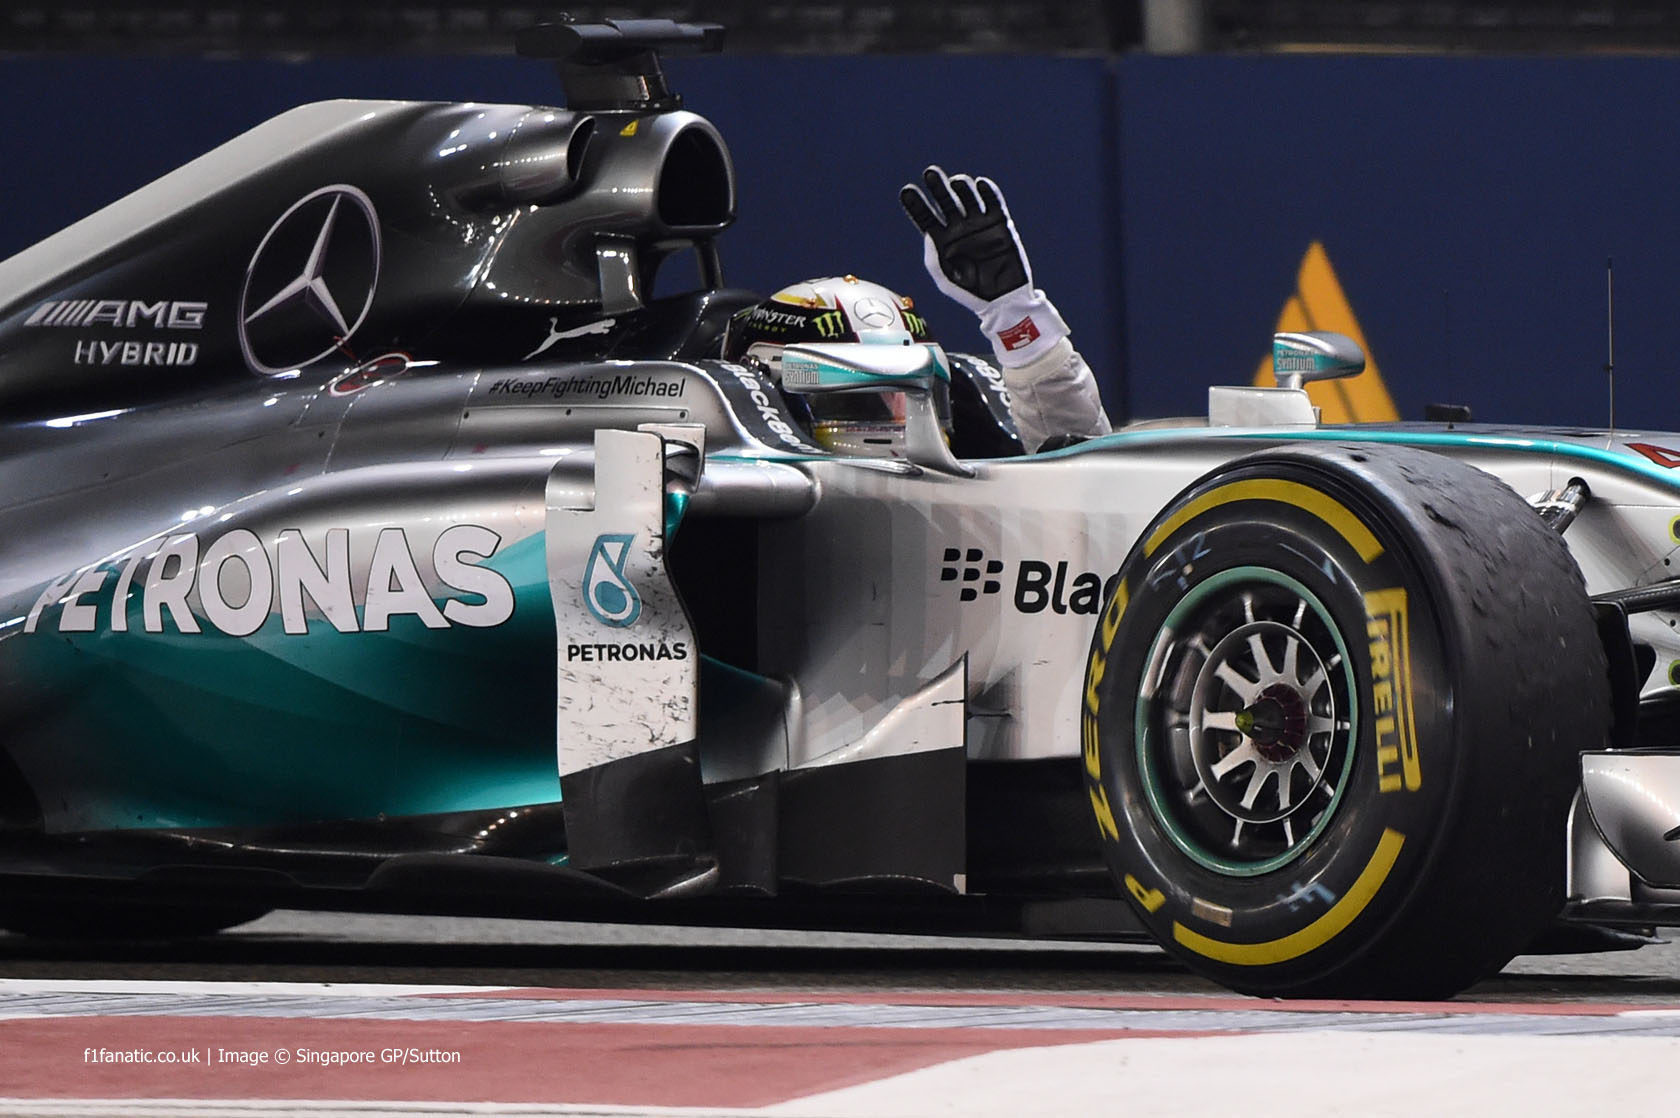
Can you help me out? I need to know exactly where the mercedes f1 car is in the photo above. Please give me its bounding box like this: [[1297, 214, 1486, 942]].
[[0, 21, 1672, 1000]]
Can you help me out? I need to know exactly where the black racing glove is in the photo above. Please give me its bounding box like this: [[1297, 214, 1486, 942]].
[[899, 165, 1068, 366], [899, 165, 1030, 307]]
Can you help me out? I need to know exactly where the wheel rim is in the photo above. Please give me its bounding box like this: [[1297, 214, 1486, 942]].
[[1136, 566, 1358, 876]]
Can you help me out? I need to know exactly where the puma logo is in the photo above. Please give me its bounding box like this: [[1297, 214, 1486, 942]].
[[524, 316, 617, 361]]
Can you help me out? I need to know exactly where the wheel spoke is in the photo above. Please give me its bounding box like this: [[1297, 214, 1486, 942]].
[[1210, 741, 1260, 780], [1299, 666, 1326, 699], [1275, 768, 1294, 811], [1239, 766, 1272, 810], [1201, 710, 1241, 733], [1214, 662, 1261, 704], [1280, 634, 1301, 684], [1247, 632, 1276, 682]]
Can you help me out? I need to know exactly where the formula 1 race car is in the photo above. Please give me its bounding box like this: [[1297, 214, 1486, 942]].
[[0, 20, 1673, 1000]]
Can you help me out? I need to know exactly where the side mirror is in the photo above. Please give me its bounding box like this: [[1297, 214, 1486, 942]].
[[778, 342, 973, 476], [1272, 331, 1365, 391]]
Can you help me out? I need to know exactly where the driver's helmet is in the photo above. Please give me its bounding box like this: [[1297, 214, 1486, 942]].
[[722, 275, 948, 457]]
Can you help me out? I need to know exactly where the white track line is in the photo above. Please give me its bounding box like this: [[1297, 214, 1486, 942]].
[[766, 1032, 1680, 1118]]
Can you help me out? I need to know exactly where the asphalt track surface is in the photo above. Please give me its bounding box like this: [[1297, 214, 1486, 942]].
[[4, 913, 1680, 1116], [2, 908, 1677, 1002]]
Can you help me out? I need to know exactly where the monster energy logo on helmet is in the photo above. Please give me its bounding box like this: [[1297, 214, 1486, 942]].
[[722, 275, 929, 363]]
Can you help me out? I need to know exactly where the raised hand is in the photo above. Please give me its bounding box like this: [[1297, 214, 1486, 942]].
[[900, 165, 1031, 311]]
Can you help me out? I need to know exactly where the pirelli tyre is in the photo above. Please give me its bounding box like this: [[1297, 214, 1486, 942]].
[[1082, 443, 1609, 999]]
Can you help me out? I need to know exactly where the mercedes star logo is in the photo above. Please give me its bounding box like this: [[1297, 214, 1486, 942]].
[[239, 184, 381, 377], [852, 297, 897, 329]]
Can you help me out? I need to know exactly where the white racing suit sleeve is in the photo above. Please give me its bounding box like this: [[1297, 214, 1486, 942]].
[[897, 165, 1112, 452], [999, 336, 1113, 453]]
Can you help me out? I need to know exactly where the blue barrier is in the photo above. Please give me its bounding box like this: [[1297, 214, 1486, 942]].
[[1118, 54, 1680, 427]]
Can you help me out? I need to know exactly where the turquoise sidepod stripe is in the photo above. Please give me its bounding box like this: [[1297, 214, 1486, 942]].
[[665, 490, 689, 542], [1233, 427, 1680, 490], [1039, 423, 1680, 493], [12, 530, 560, 831]]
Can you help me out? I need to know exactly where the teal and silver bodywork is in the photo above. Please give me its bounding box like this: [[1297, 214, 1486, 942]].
[[0, 22, 1672, 1000]]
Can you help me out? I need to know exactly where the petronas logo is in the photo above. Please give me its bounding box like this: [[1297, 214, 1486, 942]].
[[1255, 243, 1398, 423], [583, 533, 641, 627]]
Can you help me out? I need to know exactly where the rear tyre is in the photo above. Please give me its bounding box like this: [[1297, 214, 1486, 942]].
[[1083, 444, 1608, 998]]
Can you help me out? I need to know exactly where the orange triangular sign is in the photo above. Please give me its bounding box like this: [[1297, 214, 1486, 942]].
[[1254, 242, 1399, 423]]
